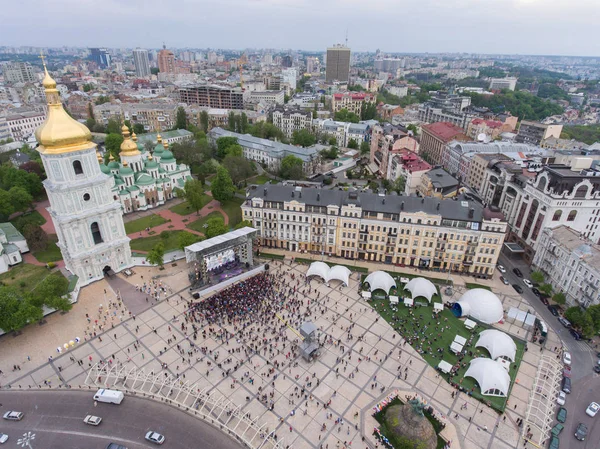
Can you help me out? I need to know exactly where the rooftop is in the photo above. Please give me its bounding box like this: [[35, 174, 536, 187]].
[[425, 168, 459, 189], [422, 122, 466, 142], [0, 222, 25, 242], [548, 225, 600, 268]]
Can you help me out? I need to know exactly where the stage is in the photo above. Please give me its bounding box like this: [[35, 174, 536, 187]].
[[190, 264, 266, 299]]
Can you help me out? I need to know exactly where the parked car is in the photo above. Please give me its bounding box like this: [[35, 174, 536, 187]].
[[594, 365, 600, 374], [562, 352, 572, 366], [548, 305, 559, 316], [556, 391, 566, 406], [2, 411, 23, 421], [557, 407, 567, 422], [551, 423, 564, 436], [145, 432, 165, 445], [0, 434, 7, 444], [513, 268, 523, 277], [585, 402, 599, 417], [500, 276, 509, 285], [548, 436, 560, 449], [575, 423, 588, 441], [83, 415, 102, 426], [513, 284, 523, 293], [563, 366, 571, 378], [562, 377, 571, 394], [558, 317, 571, 328], [532, 287, 541, 297], [569, 329, 582, 340], [106, 444, 128, 449], [523, 279, 533, 288], [540, 296, 550, 305], [497, 265, 506, 273]]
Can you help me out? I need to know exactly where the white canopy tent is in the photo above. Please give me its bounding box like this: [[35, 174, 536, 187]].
[[306, 262, 330, 282], [475, 329, 517, 362], [404, 278, 438, 302], [450, 342, 464, 354], [364, 271, 396, 294], [361, 291, 371, 300], [454, 335, 467, 346], [452, 289, 504, 324], [433, 303, 444, 313], [404, 298, 414, 307], [327, 265, 351, 286], [438, 361, 453, 374], [389, 296, 399, 305], [464, 319, 477, 330], [464, 358, 510, 397]]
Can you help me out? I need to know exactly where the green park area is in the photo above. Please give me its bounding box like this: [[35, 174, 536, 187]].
[[250, 174, 274, 185], [124, 213, 168, 234], [129, 230, 201, 252], [10, 210, 46, 231], [0, 263, 64, 294], [220, 197, 243, 227], [369, 275, 524, 412], [32, 234, 62, 263], [186, 211, 225, 233], [169, 194, 213, 216]]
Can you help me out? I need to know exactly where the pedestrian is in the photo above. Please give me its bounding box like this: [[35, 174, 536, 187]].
[[94, 401, 97, 407]]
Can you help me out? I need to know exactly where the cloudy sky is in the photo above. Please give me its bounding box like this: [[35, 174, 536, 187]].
[[3, 0, 599, 55]]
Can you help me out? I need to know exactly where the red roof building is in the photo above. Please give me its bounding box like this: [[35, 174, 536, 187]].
[[421, 122, 469, 165]]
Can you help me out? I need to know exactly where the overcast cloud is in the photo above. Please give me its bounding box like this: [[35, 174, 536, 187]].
[[2, 0, 599, 55]]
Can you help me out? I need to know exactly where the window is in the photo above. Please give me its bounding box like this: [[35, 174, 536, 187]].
[[83, 193, 90, 201], [73, 160, 83, 175], [552, 210, 562, 221], [567, 210, 577, 222], [91, 222, 103, 244]]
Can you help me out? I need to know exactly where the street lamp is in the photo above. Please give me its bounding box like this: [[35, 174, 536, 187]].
[[18, 432, 35, 449]]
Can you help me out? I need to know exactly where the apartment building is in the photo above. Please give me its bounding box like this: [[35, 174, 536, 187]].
[[387, 150, 431, 194], [272, 108, 313, 138], [187, 108, 266, 131], [209, 128, 321, 175], [326, 45, 351, 83], [178, 84, 244, 109], [158, 47, 176, 73], [489, 78, 518, 91], [370, 124, 419, 179], [468, 153, 513, 193], [2, 62, 36, 84], [312, 119, 370, 148], [466, 117, 518, 141], [246, 90, 285, 106], [6, 110, 46, 142], [516, 120, 563, 146], [420, 122, 468, 165], [242, 185, 507, 278], [533, 226, 600, 308], [331, 92, 375, 115], [378, 104, 404, 121], [93, 102, 177, 132], [417, 93, 474, 130], [418, 168, 461, 199]]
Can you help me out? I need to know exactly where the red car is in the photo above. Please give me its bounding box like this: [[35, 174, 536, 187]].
[[563, 366, 571, 378]]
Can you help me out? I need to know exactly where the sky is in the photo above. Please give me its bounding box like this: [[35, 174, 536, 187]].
[[2, 0, 600, 56]]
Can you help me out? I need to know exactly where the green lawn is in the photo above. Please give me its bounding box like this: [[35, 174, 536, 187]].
[[258, 252, 286, 260], [33, 234, 62, 263], [11, 210, 47, 232], [250, 174, 273, 185], [169, 194, 213, 216], [124, 214, 168, 234], [186, 211, 225, 233], [0, 264, 65, 294], [219, 197, 243, 227], [371, 299, 524, 412], [129, 230, 200, 252], [465, 282, 492, 291]]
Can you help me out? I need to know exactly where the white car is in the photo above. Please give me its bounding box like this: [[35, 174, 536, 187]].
[[586, 402, 600, 417], [0, 434, 8, 444], [497, 265, 506, 273], [556, 391, 566, 406], [562, 352, 572, 366], [145, 431, 165, 445], [523, 279, 533, 288], [83, 415, 102, 426], [2, 411, 23, 421]]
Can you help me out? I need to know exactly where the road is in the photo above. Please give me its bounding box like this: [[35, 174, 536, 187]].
[[0, 390, 243, 449], [498, 253, 600, 448]]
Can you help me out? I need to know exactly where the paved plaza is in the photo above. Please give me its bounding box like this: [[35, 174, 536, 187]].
[[0, 258, 566, 449]]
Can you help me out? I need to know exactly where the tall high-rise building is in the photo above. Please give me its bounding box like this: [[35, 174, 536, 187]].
[[326, 45, 351, 83], [158, 46, 176, 73], [132, 48, 150, 77], [2, 62, 36, 83], [89, 48, 111, 68]]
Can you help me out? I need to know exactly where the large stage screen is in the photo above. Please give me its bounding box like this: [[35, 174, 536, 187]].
[[205, 249, 235, 271]]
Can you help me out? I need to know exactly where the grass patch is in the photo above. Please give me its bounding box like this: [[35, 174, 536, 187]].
[[219, 197, 243, 227], [465, 282, 492, 291], [373, 397, 446, 449], [0, 264, 65, 294], [130, 230, 200, 252], [371, 300, 524, 412], [132, 251, 147, 257], [32, 234, 62, 263], [186, 211, 225, 233], [258, 252, 286, 260], [250, 174, 274, 185], [169, 194, 213, 216], [295, 257, 369, 273], [124, 214, 168, 234], [11, 210, 47, 232]]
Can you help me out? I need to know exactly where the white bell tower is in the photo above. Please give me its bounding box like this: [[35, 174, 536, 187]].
[[35, 56, 132, 285]]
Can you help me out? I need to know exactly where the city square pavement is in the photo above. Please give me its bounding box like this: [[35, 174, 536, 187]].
[[0, 257, 565, 449]]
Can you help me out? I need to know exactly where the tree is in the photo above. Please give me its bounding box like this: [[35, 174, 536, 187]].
[[347, 138, 358, 149], [0, 287, 43, 332], [0, 165, 43, 197], [178, 231, 201, 250], [32, 275, 70, 311], [234, 220, 252, 230], [9, 186, 33, 213], [564, 306, 594, 337], [240, 113, 249, 133], [223, 155, 256, 185], [407, 124, 419, 136], [146, 242, 165, 267], [210, 166, 235, 202], [133, 123, 145, 134], [83, 83, 93, 92], [227, 111, 237, 132], [334, 108, 360, 123], [360, 141, 370, 155], [328, 136, 337, 146], [586, 304, 600, 333], [95, 95, 110, 105], [200, 110, 209, 133], [360, 102, 377, 120], [225, 144, 243, 157], [247, 122, 284, 140], [175, 106, 188, 130], [22, 224, 48, 252], [392, 176, 406, 195], [280, 155, 304, 180], [530, 271, 545, 284], [216, 136, 239, 159], [19, 161, 44, 177], [104, 133, 124, 159], [292, 129, 316, 147], [0, 189, 13, 219], [552, 292, 566, 305], [176, 179, 205, 215], [205, 216, 229, 238], [106, 118, 121, 134], [320, 146, 338, 160], [539, 283, 553, 296]]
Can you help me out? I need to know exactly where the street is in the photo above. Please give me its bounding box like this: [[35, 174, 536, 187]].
[[498, 253, 600, 448], [0, 390, 243, 449]]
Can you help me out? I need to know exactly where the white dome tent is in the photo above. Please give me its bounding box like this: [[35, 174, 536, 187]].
[[327, 265, 351, 287], [364, 271, 396, 294], [452, 289, 504, 324], [404, 277, 438, 302], [475, 329, 517, 362], [464, 358, 510, 397], [306, 262, 330, 282]]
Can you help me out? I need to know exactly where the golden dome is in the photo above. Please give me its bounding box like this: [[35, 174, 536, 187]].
[[123, 160, 129, 167], [35, 65, 94, 155], [163, 141, 169, 149], [119, 124, 141, 157], [131, 132, 137, 141], [109, 154, 115, 161], [156, 133, 162, 143]]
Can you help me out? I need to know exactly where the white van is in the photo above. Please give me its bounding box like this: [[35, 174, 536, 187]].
[[94, 389, 124, 404]]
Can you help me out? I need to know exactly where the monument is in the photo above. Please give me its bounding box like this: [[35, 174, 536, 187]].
[[384, 399, 438, 449]]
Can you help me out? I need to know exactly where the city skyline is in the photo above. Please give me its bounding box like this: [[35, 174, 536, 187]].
[[2, 0, 599, 57]]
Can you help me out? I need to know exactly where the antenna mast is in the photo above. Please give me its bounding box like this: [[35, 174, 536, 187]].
[[345, 29, 348, 47]]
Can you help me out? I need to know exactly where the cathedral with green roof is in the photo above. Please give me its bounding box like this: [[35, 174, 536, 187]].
[[98, 125, 192, 214]]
